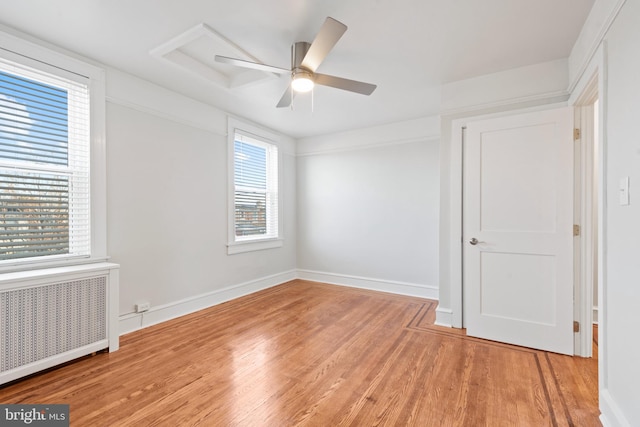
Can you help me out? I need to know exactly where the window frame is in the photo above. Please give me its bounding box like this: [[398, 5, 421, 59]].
[[227, 118, 283, 255], [0, 29, 107, 272]]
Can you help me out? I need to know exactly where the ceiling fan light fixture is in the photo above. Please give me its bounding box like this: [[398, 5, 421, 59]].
[[214, 17, 376, 108], [291, 71, 314, 92]]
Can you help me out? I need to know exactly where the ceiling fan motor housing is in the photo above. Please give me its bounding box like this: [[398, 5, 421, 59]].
[[214, 18, 376, 107], [292, 42, 311, 70], [291, 42, 314, 90]]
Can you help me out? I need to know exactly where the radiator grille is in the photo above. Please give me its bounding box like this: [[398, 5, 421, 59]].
[[0, 276, 106, 373]]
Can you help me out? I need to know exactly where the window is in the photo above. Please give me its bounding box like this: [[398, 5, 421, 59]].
[[0, 30, 106, 271], [228, 119, 282, 254], [0, 59, 89, 263]]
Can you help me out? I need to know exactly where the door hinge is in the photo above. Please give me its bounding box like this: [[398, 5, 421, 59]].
[[574, 128, 581, 140], [573, 224, 580, 236], [573, 321, 580, 333]]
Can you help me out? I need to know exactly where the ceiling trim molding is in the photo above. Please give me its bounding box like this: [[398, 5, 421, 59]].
[[296, 116, 441, 156], [567, 0, 627, 94], [149, 23, 276, 89], [105, 68, 227, 136], [440, 89, 570, 118], [296, 135, 439, 157], [106, 95, 225, 137]]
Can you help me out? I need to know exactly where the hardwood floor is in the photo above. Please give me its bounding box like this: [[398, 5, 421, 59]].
[[0, 280, 600, 426]]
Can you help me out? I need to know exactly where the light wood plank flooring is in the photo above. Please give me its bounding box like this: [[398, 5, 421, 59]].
[[0, 280, 600, 426]]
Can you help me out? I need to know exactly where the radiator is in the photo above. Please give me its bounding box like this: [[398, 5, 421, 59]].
[[0, 263, 119, 385]]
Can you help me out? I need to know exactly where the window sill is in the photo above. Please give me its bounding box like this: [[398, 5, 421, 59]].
[[0, 261, 119, 286], [0, 256, 111, 275], [227, 239, 283, 255]]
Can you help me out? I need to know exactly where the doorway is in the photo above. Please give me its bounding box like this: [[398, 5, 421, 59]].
[[448, 94, 601, 356]]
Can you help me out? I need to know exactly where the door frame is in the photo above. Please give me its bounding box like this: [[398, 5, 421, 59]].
[[567, 44, 607, 372], [448, 101, 590, 355], [571, 72, 599, 357]]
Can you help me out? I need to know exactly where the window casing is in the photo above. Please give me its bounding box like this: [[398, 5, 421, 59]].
[[228, 119, 282, 254], [0, 30, 107, 272]]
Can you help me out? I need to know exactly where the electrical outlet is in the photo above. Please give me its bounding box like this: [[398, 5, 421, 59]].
[[135, 302, 150, 313]]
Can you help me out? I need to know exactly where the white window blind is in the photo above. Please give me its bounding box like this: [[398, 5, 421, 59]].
[[0, 58, 90, 263], [233, 131, 278, 241]]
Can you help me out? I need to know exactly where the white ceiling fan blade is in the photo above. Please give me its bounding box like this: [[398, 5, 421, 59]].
[[301, 17, 347, 72], [215, 55, 289, 74], [276, 85, 295, 108], [314, 73, 377, 95]]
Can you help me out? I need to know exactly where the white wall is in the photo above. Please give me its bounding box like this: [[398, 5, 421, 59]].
[[597, 0, 640, 423], [105, 69, 297, 332], [440, 59, 570, 115], [296, 118, 440, 298]]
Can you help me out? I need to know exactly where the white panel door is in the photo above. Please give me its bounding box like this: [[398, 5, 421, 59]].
[[463, 107, 574, 355]]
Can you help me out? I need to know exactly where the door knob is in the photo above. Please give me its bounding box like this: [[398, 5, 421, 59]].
[[469, 237, 482, 245]]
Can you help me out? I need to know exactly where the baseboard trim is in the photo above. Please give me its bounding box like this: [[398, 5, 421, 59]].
[[119, 269, 439, 336], [435, 305, 453, 327], [118, 313, 143, 336], [296, 269, 438, 300], [600, 389, 632, 427], [118, 269, 297, 335]]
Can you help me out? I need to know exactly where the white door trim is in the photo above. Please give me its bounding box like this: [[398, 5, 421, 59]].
[[569, 44, 611, 425], [573, 91, 598, 357]]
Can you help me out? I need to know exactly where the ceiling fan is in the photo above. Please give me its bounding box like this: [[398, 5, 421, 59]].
[[215, 17, 377, 108]]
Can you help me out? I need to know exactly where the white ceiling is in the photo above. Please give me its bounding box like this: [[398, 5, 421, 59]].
[[0, 0, 595, 138]]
